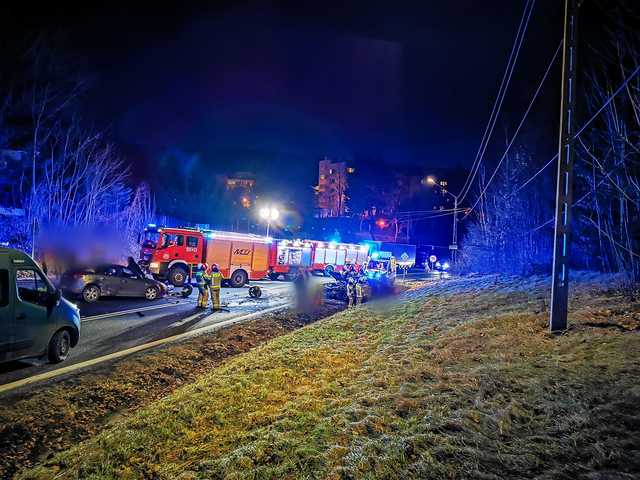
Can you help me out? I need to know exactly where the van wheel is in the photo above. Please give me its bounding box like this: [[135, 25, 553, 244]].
[[144, 286, 160, 300], [229, 270, 248, 288], [48, 329, 71, 363], [169, 266, 188, 286], [82, 285, 100, 303]]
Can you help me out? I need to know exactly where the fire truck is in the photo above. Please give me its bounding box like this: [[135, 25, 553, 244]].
[[310, 241, 369, 276], [139, 226, 270, 287], [267, 239, 313, 280]]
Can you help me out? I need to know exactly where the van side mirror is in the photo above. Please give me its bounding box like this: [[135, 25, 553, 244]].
[[48, 288, 61, 307]]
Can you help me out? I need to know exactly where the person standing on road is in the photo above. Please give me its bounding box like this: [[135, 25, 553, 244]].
[[347, 276, 357, 308], [209, 264, 222, 310], [356, 275, 366, 305], [196, 263, 209, 309]]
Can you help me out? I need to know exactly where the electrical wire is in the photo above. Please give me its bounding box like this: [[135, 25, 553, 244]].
[[457, 0, 537, 204], [509, 153, 558, 198], [461, 40, 563, 220], [519, 62, 640, 236], [572, 63, 640, 140]]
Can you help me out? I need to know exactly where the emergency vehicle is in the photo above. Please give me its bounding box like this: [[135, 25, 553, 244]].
[[310, 241, 369, 276], [139, 226, 270, 287], [268, 239, 313, 280]]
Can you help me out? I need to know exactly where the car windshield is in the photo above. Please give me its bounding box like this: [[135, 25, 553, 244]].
[[141, 231, 160, 248]]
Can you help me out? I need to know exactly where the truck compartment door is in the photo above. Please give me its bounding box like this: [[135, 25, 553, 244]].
[[206, 240, 232, 275], [251, 243, 269, 273]]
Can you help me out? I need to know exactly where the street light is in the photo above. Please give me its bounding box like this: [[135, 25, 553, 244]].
[[424, 176, 459, 264], [259, 206, 280, 237]]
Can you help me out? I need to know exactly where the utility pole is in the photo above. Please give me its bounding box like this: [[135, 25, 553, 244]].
[[550, 0, 579, 332], [451, 195, 458, 264]]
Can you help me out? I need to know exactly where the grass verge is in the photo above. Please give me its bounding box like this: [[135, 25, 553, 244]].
[[19, 275, 640, 479]]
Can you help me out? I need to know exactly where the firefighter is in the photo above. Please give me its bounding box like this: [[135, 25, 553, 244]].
[[196, 263, 209, 308], [209, 264, 222, 310], [347, 276, 357, 308], [356, 275, 367, 305]]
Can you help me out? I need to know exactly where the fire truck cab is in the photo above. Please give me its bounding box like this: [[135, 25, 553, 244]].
[[139, 226, 204, 286]]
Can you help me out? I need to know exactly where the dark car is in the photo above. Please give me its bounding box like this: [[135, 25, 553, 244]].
[[60, 262, 167, 303]]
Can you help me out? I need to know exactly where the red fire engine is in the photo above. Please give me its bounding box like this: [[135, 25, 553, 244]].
[[310, 241, 369, 275], [267, 239, 314, 280], [139, 226, 270, 287]]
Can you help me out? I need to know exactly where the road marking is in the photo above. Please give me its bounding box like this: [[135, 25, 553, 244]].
[[81, 301, 186, 322], [0, 303, 290, 395], [81, 284, 292, 322]]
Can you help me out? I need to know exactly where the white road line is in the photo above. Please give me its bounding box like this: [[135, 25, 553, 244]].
[[81, 285, 292, 322], [0, 302, 290, 395], [81, 301, 187, 322]]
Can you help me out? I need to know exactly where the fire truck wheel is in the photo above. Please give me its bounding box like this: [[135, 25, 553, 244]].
[[324, 265, 334, 277], [144, 286, 160, 300], [169, 266, 188, 286], [229, 269, 248, 288], [82, 285, 101, 303], [268, 272, 279, 281]]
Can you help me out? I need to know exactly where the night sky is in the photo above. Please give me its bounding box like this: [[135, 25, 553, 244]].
[[4, 1, 567, 191]]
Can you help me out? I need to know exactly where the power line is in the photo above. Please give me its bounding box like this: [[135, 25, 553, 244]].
[[572, 63, 640, 140], [516, 60, 640, 236], [509, 153, 558, 198], [524, 155, 628, 236], [457, 0, 537, 203], [462, 40, 563, 220]]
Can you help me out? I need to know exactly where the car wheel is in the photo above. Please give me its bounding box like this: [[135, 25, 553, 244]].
[[48, 329, 71, 363], [169, 266, 188, 286], [82, 285, 100, 303], [229, 269, 248, 288], [144, 285, 160, 300]]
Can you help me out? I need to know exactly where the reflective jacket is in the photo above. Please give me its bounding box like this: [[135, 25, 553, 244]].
[[210, 271, 222, 290]]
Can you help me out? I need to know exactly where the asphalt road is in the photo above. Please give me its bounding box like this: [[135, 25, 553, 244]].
[[0, 280, 297, 387]]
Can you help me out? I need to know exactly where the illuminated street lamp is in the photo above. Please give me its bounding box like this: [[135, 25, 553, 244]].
[[259, 206, 280, 237], [424, 175, 459, 263]]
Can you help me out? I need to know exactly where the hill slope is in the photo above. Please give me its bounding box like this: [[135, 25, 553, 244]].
[[21, 274, 640, 479]]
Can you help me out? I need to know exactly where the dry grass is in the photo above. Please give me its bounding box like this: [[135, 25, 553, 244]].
[[19, 274, 640, 479]]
